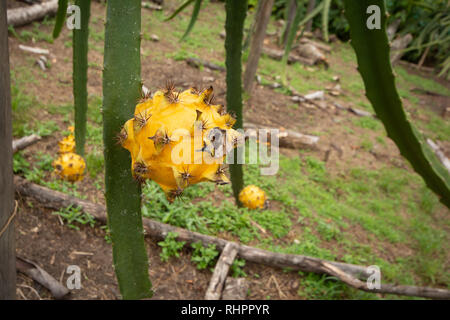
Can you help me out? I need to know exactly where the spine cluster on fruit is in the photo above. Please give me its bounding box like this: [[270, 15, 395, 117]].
[[119, 83, 243, 202]]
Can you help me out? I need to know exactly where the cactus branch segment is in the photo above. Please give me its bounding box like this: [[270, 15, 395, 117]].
[[343, 0, 450, 207], [225, 0, 248, 205], [73, 0, 90, 156], [103, 0, 152, 299]]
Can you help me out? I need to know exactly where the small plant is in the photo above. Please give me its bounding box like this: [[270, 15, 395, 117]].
[[230, 258, 247, 278], [158, 232, 186, 262], [13, 153, 30, 174], [101, 225, 112, 244], [52, 205, 95, 230], [190, 242, 219, 270]]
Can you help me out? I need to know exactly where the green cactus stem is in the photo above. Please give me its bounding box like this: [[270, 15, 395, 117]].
[[103, 0, 153, 299], [343, 0, 450, 207]]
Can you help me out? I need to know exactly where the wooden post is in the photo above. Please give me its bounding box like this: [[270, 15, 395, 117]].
[[243, 0, 274, 94], [0, 0, 16, 300]]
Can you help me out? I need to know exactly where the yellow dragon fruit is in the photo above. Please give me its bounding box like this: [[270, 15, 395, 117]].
[[119, 83, 242, 202], [58, 134, 76, 154], [52, 152, 86, 182], [239, 185, 267, 209], [53, 125, 85, 181]]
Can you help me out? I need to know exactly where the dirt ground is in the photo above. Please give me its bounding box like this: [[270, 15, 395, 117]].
[[8, 1, 449, 300]]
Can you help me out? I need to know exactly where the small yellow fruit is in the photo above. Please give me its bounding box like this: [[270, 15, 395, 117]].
[[52, 152, 86, 182], [58, 134, 76, 154], [239, 185, 267, 209]]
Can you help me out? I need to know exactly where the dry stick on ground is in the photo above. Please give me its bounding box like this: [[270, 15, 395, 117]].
[[18, 45, 50, 55], [12, 134, 41, 154], [205, 242, 238, 300], [222, 277, 248, 300], [185, 57, 226, 72], [141, 2, 162, 11], [7, 0, 58, 27], [390, 34, 413, 65], [13, 176, 450, 299], [244, 122, 319, 149], [16, 256, 70, 300], [320, 262, 450, 299], [262, 47, 316, 66]]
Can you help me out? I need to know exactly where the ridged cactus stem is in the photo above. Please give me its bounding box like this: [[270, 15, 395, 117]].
[[180, 0, 203, 41], [52, 0, 68, 39], [225, 0, 247, 206], [73, 0, 90, 156], [103, 0, 152, 299], [343, 0, 450, 207]]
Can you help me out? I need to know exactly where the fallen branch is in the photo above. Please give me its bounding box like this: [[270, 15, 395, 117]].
[[16, 256, 70, 299], [222, 278, 248, 300], [321, 262, 450, 300], [331, 102, 376, 118], [244, 122, 319, 149], [13, 176, 369, 279], [7, 0, 58, 27], [12, 134, 41, 154], [294, 43, 328, 67], [262, 47, 315, 66], [205, 242, 238, 300], [141, 1, 162, 10], [18, 44, 50, 55], [390, 34, 413, 65], [185, 57, 225, 72], [13, 176, 450, 299]]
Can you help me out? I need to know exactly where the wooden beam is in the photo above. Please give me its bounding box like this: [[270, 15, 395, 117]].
[[7, 0, 58, 27], [205, 242, 238, 300], [0, 0, 16, 300], [12, 134, 41, 154]]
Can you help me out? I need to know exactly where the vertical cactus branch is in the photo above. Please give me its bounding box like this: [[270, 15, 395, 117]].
[[343, 0, 450, 207], [103, 0, 152, 299], [52, 0, 68, 39], [73, 0, 90, 156], [180, 0, 203, 41], [225, 0, 247, 205], [322, 0, 331, 42]]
